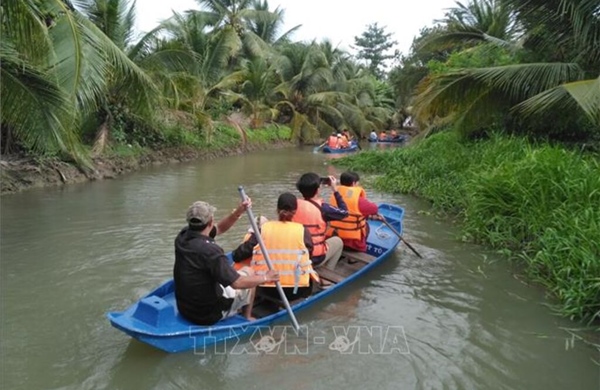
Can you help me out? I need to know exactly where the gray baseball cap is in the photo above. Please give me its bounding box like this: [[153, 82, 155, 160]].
[[186, 201, 216, 227]]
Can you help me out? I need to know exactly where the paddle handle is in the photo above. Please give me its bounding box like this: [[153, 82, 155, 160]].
[[381, 217, 423, 259], [238, 186, 301, 332]]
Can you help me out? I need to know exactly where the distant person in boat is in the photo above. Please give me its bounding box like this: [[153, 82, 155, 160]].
[[251, 192, 318, 300], [294, 173, 348, 273], [173, 200, 279, 325], [339, 133, 349, 148], [326, 172, 379, 252], [379, 131, 387, 141], [231, 215, 268, 270], [342, 129, 353, 142], [390, 129, 398, 139], [327, 132, 338, 149], [369, 130, 377, 141]]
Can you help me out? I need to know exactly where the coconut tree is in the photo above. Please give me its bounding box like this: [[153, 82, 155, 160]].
[[412, 0, 600, 137], [421, 0, 520, 51], [272, 42, 380, 141], [247, 0, 301, 45], [0, 0, 157, 162], [221, 57, 280, 128]]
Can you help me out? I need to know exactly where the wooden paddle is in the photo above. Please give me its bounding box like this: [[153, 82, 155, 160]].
[[313, 141, 327, 153], [380, 217, 423, 258], [238, 186, 301, 332]]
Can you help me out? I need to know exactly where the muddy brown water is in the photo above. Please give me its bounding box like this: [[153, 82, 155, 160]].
[[1, 146, 598, 389]]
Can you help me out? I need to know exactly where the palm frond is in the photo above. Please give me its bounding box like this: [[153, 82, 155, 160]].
[[516, 77, 600, 124]]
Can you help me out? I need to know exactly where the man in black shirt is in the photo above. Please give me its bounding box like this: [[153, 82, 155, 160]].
[[174, 200, 279, 325]]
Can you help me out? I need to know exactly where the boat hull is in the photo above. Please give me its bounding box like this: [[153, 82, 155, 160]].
[[368, 136, 406, 143], [107, 203, 404, 353]]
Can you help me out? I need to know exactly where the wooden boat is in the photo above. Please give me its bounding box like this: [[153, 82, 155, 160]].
[[368, 135, 407, 143], [107, 203, 404, 353]]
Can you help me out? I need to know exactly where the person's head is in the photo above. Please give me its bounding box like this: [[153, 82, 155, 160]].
[[296, 172, 321, 199], [277, 192, 297, 221], [186, 201, 216, 232], [340, 171, 359, 186], [337, 133, 342, 138]]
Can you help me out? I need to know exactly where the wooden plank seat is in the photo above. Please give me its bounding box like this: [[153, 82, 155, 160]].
[[343, 251, 375, 264], [316, 267, 345, 284]]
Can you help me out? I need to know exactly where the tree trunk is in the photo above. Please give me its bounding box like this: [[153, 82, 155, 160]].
[[92, 112, 113, 156]]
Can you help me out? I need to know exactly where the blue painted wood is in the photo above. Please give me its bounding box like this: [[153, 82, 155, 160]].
[[107, 203, 404, 353]]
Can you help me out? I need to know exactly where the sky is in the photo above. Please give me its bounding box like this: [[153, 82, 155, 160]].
[[134, 0, 458, 56]]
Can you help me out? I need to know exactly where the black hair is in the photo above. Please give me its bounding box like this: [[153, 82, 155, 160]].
[[340, 171, 359, 186], [296, 172, 320, 199]]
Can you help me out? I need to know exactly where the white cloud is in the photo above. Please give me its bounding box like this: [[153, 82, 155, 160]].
[[134, 0, 456, 55]]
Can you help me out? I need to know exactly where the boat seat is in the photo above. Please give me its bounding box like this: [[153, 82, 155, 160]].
[[343, 251, 375, 264], [316, 267, 345, 284]]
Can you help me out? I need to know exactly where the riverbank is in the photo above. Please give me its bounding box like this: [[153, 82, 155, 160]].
[[0, 126, 292, 195], [336, 131, 600, 325]]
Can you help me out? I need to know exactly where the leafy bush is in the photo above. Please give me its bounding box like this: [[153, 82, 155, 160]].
[[337, 132, 600, 323]]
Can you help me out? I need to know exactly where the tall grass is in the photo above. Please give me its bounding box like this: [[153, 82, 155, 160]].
[[338, 132, 600, 323]]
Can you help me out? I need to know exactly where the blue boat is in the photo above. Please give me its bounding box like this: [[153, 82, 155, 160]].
[[107, 203, 404, 353], [322, 140, 360, 154], [368, 135, 407, 143]]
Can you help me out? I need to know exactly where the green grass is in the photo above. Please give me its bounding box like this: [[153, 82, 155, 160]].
[[337, 132, 600, 324]]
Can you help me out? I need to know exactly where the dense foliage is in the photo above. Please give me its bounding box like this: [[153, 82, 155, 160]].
[[338, 132, 600, 323], [0, 0, 392, 163]]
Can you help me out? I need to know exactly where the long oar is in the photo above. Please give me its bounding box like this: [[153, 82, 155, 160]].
[[238, 186, 301, 332], [313, 141, 327, 153], [381, 217, 423, 259]]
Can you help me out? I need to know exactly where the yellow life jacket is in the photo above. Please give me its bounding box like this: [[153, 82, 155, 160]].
[[327, 185, 367, 240], [251, 221, 318, 293], [292, 198, 327, 257]]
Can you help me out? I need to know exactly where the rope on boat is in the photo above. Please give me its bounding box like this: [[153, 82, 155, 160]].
[[375, 224, 392, 240]]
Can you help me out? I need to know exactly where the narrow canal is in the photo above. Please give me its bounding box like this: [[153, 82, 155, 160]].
[[1, 147, 597, 389]]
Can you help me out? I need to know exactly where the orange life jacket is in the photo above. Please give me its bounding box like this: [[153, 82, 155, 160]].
[[251, 221, 318, 292], [327, 136, 338, 148], [292, 198, 327, 258], [340, 136, 350, 148], [326, 185, 367, 240], [233, 232, 253, 271]]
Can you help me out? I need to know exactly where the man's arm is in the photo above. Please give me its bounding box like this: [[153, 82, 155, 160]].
[[215, 198, 251, 235], [303, 227, 314, 257], [231, 233, 258, 262], [321, 191, 349, 221], [358, 197, 379, 216]]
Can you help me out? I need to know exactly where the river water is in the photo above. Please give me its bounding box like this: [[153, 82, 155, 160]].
[[1, 147, 598, 390]]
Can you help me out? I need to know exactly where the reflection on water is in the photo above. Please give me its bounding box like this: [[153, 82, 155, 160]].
[[1, 147, 598, 390]]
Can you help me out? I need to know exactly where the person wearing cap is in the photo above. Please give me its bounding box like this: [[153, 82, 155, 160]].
[[173, 200, 279, 325], [293, 173, 348, 275], [250, 193, 317, 300], [326, 171, 380, 252]]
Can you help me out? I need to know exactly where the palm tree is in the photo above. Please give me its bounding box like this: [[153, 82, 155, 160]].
[[412, 0, 600, 137], [1, 0, 157, 162], [76, 0, 161, 153], [247, 0, 301, 45], [221, 57, 280, 128], [421, 0, 520, 51]]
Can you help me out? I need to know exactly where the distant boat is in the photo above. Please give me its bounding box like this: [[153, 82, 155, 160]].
[[107, 203, 404, 353], [322, 140, 360, 153], [368, 135, 407, 143]]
